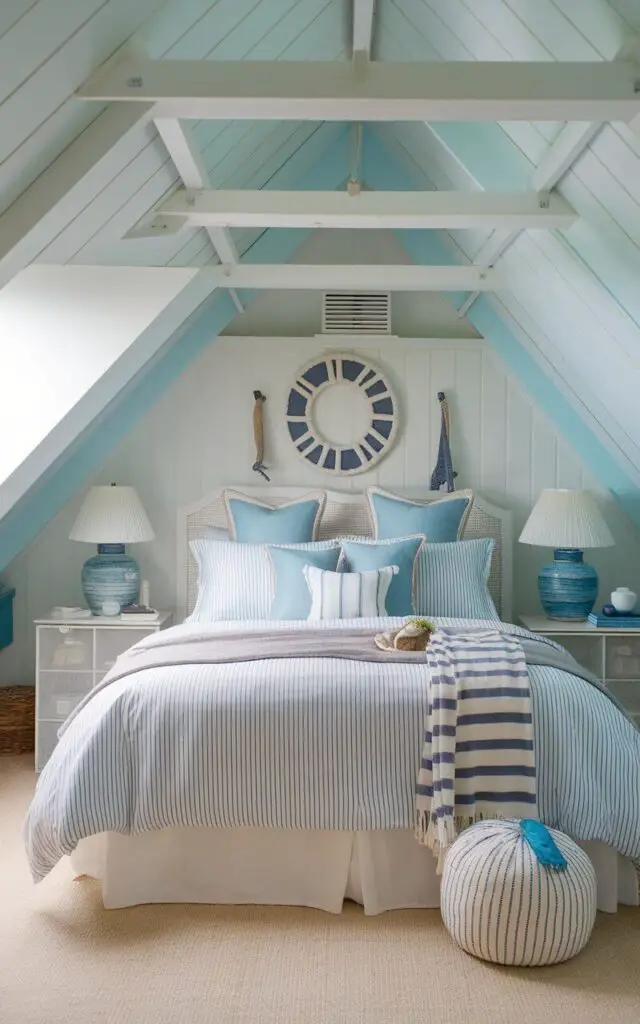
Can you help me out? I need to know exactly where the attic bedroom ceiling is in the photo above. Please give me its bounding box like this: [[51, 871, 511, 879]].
[[1, 0, 640, 566]]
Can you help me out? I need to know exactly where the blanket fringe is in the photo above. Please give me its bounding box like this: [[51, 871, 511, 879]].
[[415, 809, 515, 874]]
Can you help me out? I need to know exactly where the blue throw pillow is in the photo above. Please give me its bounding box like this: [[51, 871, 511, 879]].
[[415, 538, 499, 620], [368, 487, 473, 542], [339, 536, 424, 616], [269, 545, 341, 619], [224, 490, 325, 543]]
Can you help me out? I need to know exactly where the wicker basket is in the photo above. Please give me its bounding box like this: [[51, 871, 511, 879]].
[[0, 686, 35, 755]]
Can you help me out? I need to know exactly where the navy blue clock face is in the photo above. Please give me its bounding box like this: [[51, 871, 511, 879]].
[[286, 354, 398, 475]]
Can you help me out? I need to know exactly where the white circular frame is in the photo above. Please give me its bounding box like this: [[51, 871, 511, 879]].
[[285, 353, 398, 475]]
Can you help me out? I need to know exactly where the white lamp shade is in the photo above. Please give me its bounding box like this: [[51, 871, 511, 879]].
[[69, 485, 155, 544], [519, 489, 614, 550]]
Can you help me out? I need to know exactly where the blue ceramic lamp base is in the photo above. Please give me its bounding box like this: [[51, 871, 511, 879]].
[[81, 544, 141, 615], [538, 548, 598, 621]]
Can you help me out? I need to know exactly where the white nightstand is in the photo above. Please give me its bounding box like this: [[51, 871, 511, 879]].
[[34, 612, 173, 771], [520, 614, 640, 726]]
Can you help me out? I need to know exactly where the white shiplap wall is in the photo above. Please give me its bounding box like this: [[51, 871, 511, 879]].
[[1, 333, 638, 686]]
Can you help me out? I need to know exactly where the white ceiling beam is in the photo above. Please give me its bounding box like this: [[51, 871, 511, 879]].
[[532, 121, 603, 192], [0, 103, 152, 292], [457, 230, 517, 319], [193, 264, 501, 292], [156, 188, 577, 230], [154, 118, 238, 264], [77, 59, 640, 123], [474, 229, 518, 269], [352, 0, 376, 58], [458, 122, 600, 319], [154, 117, 242, 312]]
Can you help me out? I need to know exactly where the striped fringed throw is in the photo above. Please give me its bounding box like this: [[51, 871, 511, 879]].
[[415, 630, 536, 870]]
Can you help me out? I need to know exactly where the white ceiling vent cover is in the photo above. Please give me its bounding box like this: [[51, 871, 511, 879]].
[[322, 291, 391, 335]]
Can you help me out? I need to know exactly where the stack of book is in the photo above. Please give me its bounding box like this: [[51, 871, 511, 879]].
[[120, 605, 159, 623], [587, 612, 640, 628]]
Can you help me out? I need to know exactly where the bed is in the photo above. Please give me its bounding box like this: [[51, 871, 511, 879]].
[[25, 486, 640, 912]]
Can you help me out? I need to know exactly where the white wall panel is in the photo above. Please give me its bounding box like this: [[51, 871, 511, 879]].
[[2, 332, 637, 686]]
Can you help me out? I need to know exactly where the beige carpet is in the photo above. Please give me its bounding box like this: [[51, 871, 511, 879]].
[[2, 756, 640, 1024]]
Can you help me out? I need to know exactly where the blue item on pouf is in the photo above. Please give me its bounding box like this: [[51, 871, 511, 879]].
[[519, 818, 567, 869], [440, 819, 597, 966], [538, 548, 599, 620]]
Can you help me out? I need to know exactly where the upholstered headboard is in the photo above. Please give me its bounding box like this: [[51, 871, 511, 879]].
[[176, 486, 513, 623]]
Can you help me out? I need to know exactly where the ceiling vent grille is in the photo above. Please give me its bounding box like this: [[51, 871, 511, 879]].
[[322, 291, 391, 335]]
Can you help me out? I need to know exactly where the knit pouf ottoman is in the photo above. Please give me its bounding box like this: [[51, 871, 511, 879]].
[[440, 819, 598, 967]]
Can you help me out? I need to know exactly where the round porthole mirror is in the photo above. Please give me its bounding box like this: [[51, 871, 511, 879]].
[[285, 353, 398, 475]]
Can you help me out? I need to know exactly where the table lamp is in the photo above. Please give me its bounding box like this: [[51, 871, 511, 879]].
[[69, 484, 155, 614], [519, 489, 614, 620]]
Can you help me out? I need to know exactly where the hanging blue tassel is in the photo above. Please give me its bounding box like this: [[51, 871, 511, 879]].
[[430, 392, 457, 492], [520, 819, 568, 870]]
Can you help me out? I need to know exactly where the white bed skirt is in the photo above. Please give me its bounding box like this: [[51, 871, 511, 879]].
[[71, 827, 638, 914]]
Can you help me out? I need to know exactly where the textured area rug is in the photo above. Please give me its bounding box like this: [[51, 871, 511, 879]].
[[2, 754, 639, 1024]]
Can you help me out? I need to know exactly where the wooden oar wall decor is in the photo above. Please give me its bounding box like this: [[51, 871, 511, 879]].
[[252, 390, 270, 481]]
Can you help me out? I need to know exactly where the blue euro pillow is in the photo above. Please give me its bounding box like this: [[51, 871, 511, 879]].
[[224, 489, 325, 543], [368, 487, 473, 542], [339, 535, 425, 617], [269, 544, 341, 619]]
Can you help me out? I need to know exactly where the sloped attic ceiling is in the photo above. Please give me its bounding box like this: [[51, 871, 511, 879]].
[[2, 0, 640, 565], [0, 0, 351, 557], [373, 0, 640, 497]]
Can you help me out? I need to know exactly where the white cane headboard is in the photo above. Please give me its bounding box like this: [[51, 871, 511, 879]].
[[176, 486, 513, 623]]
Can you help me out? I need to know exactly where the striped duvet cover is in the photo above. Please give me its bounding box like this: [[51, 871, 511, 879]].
[[24, 617, 640, 882]]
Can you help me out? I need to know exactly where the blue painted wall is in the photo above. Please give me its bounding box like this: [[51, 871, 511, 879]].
[[0, 130, 350, 572], [364, 131, 640, 528]]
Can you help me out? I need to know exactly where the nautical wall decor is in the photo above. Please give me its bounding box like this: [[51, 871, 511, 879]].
[[252, 390, 270, 481], [430, 391, 457, 492], [285, 353, 398, 475]]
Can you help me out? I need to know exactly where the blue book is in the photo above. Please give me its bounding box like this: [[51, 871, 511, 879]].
[[587, 612, 640, 628]]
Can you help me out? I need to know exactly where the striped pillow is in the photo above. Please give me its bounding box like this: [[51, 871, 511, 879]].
[[188, 538, 339, 622], [415, 538, 499, 620], [304, 565, 399, 620]]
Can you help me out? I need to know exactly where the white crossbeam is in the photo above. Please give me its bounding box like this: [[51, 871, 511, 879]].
[[458, 121, 599, 318], [156, 189, 577, 230], [0, 104, 152, 291], [474, 229, 517, 268], [353, 0, 376, 58], [196, 264, 501, 291], [77, 59, 640, 123], [532, 121, 602, 192], [154, 119, 238, 264]]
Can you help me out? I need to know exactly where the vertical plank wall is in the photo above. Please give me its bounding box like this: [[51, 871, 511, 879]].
[[1, 334, 637, 685]]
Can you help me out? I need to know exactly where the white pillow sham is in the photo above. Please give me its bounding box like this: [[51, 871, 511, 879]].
[[187, 538, 339, 622]]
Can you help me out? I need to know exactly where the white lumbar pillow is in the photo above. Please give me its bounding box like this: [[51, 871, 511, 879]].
[[304, 564, 399, 620]]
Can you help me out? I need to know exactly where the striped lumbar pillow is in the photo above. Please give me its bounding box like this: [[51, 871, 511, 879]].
[[304, 564, 399, 620]]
